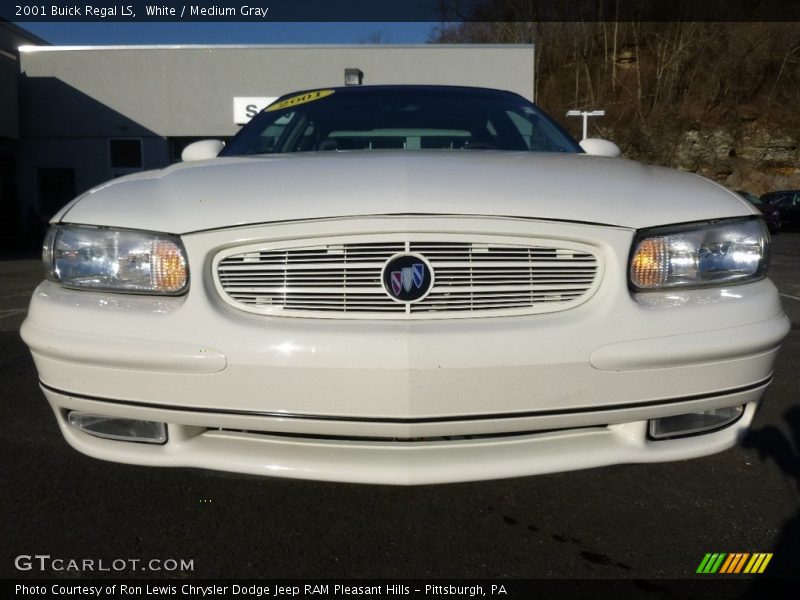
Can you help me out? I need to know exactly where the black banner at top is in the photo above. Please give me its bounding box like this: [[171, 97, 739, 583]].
[[4, 0, 800, 22]]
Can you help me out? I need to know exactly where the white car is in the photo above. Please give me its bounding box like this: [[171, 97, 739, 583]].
[[21, 85, 790, 484]]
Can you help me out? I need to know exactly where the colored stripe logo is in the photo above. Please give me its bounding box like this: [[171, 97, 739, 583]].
[[697, 553, 773, 574]]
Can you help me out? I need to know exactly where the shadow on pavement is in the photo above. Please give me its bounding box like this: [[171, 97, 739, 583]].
[[741, 406, 800, 588]]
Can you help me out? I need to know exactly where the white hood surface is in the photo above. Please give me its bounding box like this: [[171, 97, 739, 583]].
[[59, 151, 754, 233]]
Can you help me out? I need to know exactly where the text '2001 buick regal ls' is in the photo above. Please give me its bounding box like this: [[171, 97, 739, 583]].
[[21, 86, 790, 484]]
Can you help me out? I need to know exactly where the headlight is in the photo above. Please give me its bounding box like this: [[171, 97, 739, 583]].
[[629, 217, 769, 291], [43, 225, 188, 295]]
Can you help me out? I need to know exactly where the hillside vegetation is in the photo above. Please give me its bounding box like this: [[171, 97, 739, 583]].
[[433, 22, 800, 193]]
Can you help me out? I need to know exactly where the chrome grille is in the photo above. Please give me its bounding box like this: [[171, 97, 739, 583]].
[[216, 238, 600, 319]]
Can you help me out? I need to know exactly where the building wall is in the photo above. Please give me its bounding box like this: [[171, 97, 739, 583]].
[[0, 22, 48, 250], [20, 45, 535, 138], [16, 44, 535, 226], [0, 50, 20, 243], [0, 54, 19, 140], [0, 20, 44, 140]]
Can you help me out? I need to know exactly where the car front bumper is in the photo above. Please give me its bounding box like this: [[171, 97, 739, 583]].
[[21, 218, 791, 484]]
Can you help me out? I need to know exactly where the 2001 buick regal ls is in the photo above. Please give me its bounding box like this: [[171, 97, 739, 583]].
[[21, 85, 790, 484]]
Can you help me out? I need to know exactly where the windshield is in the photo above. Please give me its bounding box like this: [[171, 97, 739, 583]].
[[221, 87, 581, 156]]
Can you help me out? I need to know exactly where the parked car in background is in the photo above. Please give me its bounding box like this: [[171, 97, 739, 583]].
[[760, 190, 800, 229], [20, 85, 790, 484], [736, 191, 782, 233]]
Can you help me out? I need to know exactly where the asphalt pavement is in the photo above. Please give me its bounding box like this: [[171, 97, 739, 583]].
[[1, 235, 798, 587]]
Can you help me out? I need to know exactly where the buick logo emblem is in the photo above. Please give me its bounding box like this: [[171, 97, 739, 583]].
[[382, 253, 434, 303]]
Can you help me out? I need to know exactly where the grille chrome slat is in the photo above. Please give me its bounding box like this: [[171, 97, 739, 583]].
[[216, 237, 600, 319], [218, 261, 390, 271]]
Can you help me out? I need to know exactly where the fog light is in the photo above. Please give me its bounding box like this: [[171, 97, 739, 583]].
[[67, 412, 167, 444], [649, 406, 745, 440]]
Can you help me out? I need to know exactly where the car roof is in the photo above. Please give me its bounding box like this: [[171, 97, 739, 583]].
[[273, 84, 528, 102]]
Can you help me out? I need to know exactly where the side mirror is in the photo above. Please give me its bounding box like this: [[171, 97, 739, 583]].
[[181, 139, 225, 162], [579, 138, 621, 158]]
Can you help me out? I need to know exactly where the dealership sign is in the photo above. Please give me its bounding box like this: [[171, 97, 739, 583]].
[[233, 97, 278, 124]]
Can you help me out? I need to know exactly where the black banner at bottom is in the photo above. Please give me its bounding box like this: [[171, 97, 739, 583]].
[[4, 579, 799, 600]]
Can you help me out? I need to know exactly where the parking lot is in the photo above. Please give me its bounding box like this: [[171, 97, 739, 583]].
[[1, 234, 798, 582]]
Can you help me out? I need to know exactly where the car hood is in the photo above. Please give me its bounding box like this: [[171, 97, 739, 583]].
[[59, 151, 754, 233]]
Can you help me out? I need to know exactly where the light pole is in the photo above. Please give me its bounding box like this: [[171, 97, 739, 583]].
[[566, 110, 605, 140]]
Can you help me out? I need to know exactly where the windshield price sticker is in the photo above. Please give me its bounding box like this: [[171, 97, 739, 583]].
[[265, 90, 335, 112]]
